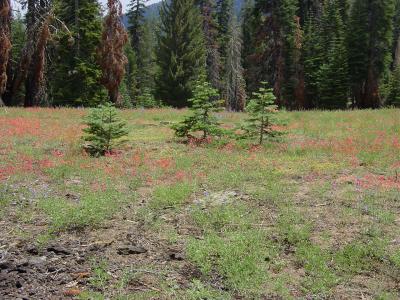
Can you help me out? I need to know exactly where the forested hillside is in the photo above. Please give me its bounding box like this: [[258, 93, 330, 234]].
[[1, 0, 400, 109], [1, 1, 400, 299]]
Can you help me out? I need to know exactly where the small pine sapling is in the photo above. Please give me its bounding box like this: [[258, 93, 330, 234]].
[[241, 82, 280, 145], [172, 78, 223, 140], [136, 89, 160, 108], [82, 102, 129, 156]]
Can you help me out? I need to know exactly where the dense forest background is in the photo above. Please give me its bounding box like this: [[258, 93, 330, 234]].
[[1, 0, 400, 110]]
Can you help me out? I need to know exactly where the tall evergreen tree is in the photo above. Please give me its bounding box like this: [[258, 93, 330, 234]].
[[316, 0, 349, 109], [241, 0, 255, 93], [51, 0, 106, 106], [127, 0, 147, 54], [3, 11, 25, 106], [156, 0, 206, 107], [279, 0, 304, 109], [298, 0, 323, 25], [136, 19, 157, 95], [217, 0, 233, 66], [126, 0, 156, 99], [197, 0, 221, 90], [303, 14, 322, 108], [246, 0, 281, 100], [123, 41, 138, 106], [348, 0, 395, 108], [387, 64, 400, 107], [391, 0, 400, 68], [246, 0, 304, 109], [225, 14, 246, 111]]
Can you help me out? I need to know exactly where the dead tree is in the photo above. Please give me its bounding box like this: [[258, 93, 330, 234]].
[[12, 0, 70, 107], [98, 0, 128, 105]]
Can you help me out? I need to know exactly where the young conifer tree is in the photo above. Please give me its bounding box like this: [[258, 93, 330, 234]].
[[242, 82, 280, 145], [172, 77, 223, 140], [83, 102, 129, 156]]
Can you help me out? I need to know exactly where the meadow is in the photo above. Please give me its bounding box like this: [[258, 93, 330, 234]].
[[0, 107, 399, 299]]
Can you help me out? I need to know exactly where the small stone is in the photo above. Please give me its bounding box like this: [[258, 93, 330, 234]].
[[47, 245, 71, 255], [117, 246, 147, 255], [28, 256, 47, 267], [169, 252, 185, 261], [26, 245, 39, 255], [16, 259, 29, 267], [0, 261, 11, 270]]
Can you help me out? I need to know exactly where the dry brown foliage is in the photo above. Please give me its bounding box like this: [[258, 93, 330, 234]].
[[98, 0, 129, 105]]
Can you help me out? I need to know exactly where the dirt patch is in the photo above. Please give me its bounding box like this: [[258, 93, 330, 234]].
[[0, 213, 201, 299]]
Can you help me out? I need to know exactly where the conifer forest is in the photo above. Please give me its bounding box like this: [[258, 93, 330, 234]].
[[0, 0, 400, 109], [0, 0, 400, 299]]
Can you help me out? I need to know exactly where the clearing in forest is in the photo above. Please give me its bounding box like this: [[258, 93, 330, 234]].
[[0, 108, 399, 299]]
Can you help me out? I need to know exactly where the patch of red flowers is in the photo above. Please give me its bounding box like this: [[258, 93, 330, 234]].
[[0, 154, 56, 181], [156, 158, 173, 169], [0, 117, 41, 137], [339, 173, 400, 191]]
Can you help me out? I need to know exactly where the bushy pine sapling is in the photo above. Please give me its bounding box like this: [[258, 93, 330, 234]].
[[82, 102, 129, 156], [172, 78, 223, 140], [241, 82, 280, 145], [136, 89, 160, 108]]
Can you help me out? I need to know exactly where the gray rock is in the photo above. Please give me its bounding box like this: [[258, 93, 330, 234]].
[[117, 245, 147, 255]]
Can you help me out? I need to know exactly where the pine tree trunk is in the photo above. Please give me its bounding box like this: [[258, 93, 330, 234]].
[[362, 66, 380, 108], [0, 0, 12, 104]]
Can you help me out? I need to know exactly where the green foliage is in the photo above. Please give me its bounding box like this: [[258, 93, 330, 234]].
[[334, 236, 388, 274], [82, 103, 129, 156], [348, 0, 395, 108], [127, 0, 157, 99], [51, 0, 107, 106], [386, 65, 400, 107], [90, 259, 111, 289], [241, 82, 280, 144], [172, 79, 224, 139], [39, 189, 124, 232], [123, 42, 138, 107], [317, 0, 349, 109], [187, 230, 268, 296], [182, 280, 231, 299], [136, 89, 160, 108], [278, 0, 302, 109], [156, 0, 206, 107], [296, 243, 339, 295], [303, 14, 323, 108], [217, 0, 234, 76], [149, 182, 194, 210]]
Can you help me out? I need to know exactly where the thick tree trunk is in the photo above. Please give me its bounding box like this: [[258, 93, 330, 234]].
[[362, 67, 380, 108], [24, 0, 50, 107], [0, 0, 12, 104]]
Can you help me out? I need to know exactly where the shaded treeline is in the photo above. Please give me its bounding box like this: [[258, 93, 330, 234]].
[[0, 0, 399, 109]]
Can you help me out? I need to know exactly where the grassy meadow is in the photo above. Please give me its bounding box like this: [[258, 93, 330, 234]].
[[0, 107, 399, 299]]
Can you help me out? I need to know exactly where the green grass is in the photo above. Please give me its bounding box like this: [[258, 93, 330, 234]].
[[39, 189, 128, 231], [148, 182, 195, 210], [1, 107, 399, 298]]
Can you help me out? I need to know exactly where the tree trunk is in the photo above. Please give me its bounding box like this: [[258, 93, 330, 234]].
[[0, 0, 12, 104], [24, 0, 50, 107], [362, 66, 380, 108]]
